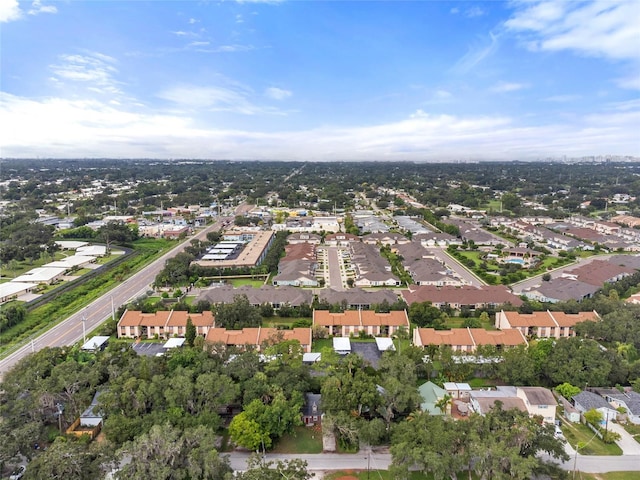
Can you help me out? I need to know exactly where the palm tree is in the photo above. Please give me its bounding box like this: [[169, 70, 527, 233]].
[[435, 393, 453, 416]]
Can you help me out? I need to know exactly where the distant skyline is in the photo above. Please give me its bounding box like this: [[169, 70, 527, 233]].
[[1, 0, 639, 161]]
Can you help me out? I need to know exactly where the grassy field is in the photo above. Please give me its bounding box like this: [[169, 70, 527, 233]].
[[324, 471, 481, 480], [562, 421, 623, 455], [622, 422, 640, 443], [271, 426, 323, 454], [229, 278, 266, 287], [263, 317, 311, 328], [580, 473, 640, 480]]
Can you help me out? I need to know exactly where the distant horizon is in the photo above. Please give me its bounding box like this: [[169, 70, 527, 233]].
[[2, 1, 639, 160]]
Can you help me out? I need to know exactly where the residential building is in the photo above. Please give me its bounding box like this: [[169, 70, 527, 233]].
[[412, 327, 527, 352], [401, 285, 523, 311], [313, 309, 409, 337], [418, 381, 448, 415], [117, 310, 215, 339], [495, 310, 600, 338], [204, 327, 312, 353]]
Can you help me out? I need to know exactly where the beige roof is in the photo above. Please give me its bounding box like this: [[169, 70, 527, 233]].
[[416, 328, 474, 347], [469, 328, 526, 346], [313, 310, 409, 328], [118, 310, 172, 327], [518, 387, 555, 405], [166, 310, 215, 327], [416, 328, 526, 348], [502, 311, 557, 327], [550, 311, 599, 327], [205, 327, 312, 347], [475, 397, 527, 414], [360, 310, 409, 327]]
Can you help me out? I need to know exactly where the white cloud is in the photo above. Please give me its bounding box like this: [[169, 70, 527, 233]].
[[490, 82, 529, 93], [543, 94, 581, 103], [188, 18, 197, 24], [2, 92, 638, 160], [1, 0, 57, 22], [465, 7, 484, 18], [158, 84, 286, 115], [450, 7, 459, 15], [0, 0, 21, 22], [28, 0, 56, 15], [265, 87, 292, 100], [505, 1, 640, 62], [452, 31, 500, 73], [188, 41, 210, 47], [50, 52, 123, 95]]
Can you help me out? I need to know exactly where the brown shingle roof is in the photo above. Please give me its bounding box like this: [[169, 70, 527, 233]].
[[118, 310, 172, 327], [469, 328, 526, 346], [402, 285, 523, 307], [166, 310, 215, 327]]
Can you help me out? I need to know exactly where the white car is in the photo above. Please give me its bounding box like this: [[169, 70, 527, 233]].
[[9, 465, 26, 480], [554, 426, 565, 440]]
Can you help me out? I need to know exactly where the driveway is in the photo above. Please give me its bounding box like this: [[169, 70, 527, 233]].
[[326, 247, 345, 291], [608, 422, 640, 455]]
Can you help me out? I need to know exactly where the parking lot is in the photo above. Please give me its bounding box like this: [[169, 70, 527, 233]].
[[131, 342, 165, 356]]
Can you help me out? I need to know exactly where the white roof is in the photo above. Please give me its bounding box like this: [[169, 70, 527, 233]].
[[375, 337, 396, 351], [303, 352, 322, 363], [163, 338, 186, 349], [0, 282, 38, 299], [77, 245, 107, 256], [12, 267, 67, 283], [444, 382, 473, 391], [333, 337, 351, 353], [55, 240, 89, 249], [81, 336, 110, 351], [44, 255, 96, 268]]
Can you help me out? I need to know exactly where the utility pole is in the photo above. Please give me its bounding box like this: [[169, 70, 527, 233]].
[[82, 313, 87, 344]]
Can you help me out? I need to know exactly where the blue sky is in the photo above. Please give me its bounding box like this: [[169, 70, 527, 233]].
[[1, 0, 639, 161]]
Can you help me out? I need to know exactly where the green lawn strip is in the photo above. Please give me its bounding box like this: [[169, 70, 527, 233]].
[[580, 474, 640, 480], [562, 421, 623, 455], [270, 426, 323, 454], [229, 278, 266, 288], [312, 338, 333, 352], [263, 317, 311, 328], [0, 239, 175, 358], [444, 317, 495, 330], [324, 471, 479, 479], [621, 423, 640, 443]]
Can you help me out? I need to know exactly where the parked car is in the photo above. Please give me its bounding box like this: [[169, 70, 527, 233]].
[[9, 465, 26, 480], [554, 425, 565, 440]]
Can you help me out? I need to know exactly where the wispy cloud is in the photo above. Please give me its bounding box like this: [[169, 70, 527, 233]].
[[1, 0, 56, 22], [50, 52, 122, 95], [188, 41, 210, 47], [450, 5, 485, 18], [28, 0, 56, 15], [3, 92, 638, 160], [452, 31, 500, 74], [265, 87, 292, 100], [505, 1, 640, 62], [158, 84, 287, 115], [543, 94, 581, 103], [490, 82, 529, 93]]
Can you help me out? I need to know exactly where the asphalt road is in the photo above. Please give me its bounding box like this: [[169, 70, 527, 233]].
[[0, 214, 233, 379], [425, 247, 485, 287], [225, 451, 640, 474]]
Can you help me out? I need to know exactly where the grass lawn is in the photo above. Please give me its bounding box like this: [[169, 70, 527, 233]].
[[562, 421, 623, 455], [312, 338, 333, 352], [324, 471, 480, 480], [622, 422, 640, 443], [229, 278, 266, 287], [467, 377, 502, 388], [263, 317, 312, 328], [445, 317, 495, 330], [271, 426, 323, 454], [580, 474, 640, 480]]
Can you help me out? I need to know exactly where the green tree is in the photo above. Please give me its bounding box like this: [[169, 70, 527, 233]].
[[214, 295, 262, 329], [235, 455, 311, 480], [228, 411, 271, 452], [185, 316, 196, 347], [555, 382, 581, 400], [115, 424, 232, 480]]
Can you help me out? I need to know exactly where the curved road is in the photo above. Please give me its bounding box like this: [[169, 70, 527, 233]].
[[0, 214, 233, 379]]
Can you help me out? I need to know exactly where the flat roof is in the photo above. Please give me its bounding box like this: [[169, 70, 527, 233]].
[[333, 337, 351, 352], [45, 255, 96, 268], [55, 240, 89, 249], [375, 337, 396, 351], [12, 267, 67, 283], [81, 336, 110, 351], [164, 338, 186, 349], [1, 282, 38, 298]]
